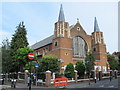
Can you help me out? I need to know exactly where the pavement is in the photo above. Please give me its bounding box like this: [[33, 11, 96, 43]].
[[0, 77, 120, 90]]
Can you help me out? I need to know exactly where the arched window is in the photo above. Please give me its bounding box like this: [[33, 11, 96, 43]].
[[73, 36, 88, 57]]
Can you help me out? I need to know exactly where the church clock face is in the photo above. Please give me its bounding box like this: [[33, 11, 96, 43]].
[[72, 36, 88, 57]]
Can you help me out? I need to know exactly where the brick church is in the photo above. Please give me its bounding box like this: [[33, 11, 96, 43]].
[[31, 4, 109, 72]]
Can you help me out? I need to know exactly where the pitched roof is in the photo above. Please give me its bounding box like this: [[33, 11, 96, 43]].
[[31, 35, 54, 50]]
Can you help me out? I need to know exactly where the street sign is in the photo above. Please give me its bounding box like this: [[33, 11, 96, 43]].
[[35, 63, 39, 67], [28, 53, 34, 60]]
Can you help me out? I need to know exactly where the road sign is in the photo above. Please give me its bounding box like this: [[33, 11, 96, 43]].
[[35, 63, 39, 67], [28, 53, 34, 59], [54, 78, 68, 87]]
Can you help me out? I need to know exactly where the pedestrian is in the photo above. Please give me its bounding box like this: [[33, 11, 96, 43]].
[[2, 78, 4, 85], [27, 76, 30, 87], [33, 74, 36, 85]]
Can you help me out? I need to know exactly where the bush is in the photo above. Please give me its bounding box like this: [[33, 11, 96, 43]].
[[64, 63, 75, 79], [38, 56, 60, 73], [75, 61, 85, 78], [37, 56, 60, 81]]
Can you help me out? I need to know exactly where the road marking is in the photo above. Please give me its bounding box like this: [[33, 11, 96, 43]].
[[108, 85, 114, 88], [0, 85, 11, 88], [99, 85, 104, 87]]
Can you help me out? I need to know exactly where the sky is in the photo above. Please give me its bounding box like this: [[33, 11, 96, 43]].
[[1, 1, 118, 53]]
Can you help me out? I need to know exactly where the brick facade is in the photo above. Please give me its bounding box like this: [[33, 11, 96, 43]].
[[31, 5, 109, 72]]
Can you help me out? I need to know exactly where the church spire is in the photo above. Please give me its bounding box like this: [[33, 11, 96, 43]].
[[58, 4, 65, 22], [94, 17, 100, 32]]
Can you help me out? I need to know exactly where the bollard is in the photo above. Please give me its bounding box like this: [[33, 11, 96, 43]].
[[74, 70, 78, 83]]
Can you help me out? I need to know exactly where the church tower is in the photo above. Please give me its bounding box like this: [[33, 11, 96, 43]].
[[52, 4, 72, 72], [54, 4, 70, 38], [92, 17, 108, 72]]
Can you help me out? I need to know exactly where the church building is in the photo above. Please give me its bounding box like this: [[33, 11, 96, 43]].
[[31, 4, 109, 72]]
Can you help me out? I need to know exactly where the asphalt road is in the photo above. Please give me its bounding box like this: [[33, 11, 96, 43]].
[[66, 77, 119, 89], [88, 78, 119, 88], [1, 77, 120, 90]]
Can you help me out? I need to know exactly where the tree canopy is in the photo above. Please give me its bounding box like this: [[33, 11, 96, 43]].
[[37, 56, 60, 81], [85, 51, 95, 75], [10, 22, 29, 72], [2, 38, 12, 73], [75, 61, 85, 78], [15, 47, 36, 72], [107, 53, 119, 70], [64, 63, 75, 79], [38, 55, 60, 73]]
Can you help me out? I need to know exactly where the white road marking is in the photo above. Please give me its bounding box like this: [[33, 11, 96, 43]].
[[0, 85, 11, 88], [108, 85, 114, 88], [99, 85, 104, 87]]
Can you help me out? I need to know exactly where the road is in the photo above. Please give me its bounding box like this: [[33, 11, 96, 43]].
[[88, 78, 119, 88], [66, 78, 119, 88], [1, 77, 120, 90]]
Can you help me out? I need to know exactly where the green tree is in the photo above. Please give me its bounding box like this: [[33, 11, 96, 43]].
[[37, 56, 60, 81], [75, 61, 85, 78], [85, 52, 95, 75], [107, 53, 119, 70], [64, 63, 75, 79], [10, 22, 29, 72], [118, 55, 120, 64], [118, 54, 120, 70], [1, 39, 12, 73], [0, 47, 1, 72], [38, 56, 60, 73], [15, 47, 37, 72], [24, 62, 36, 72]]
